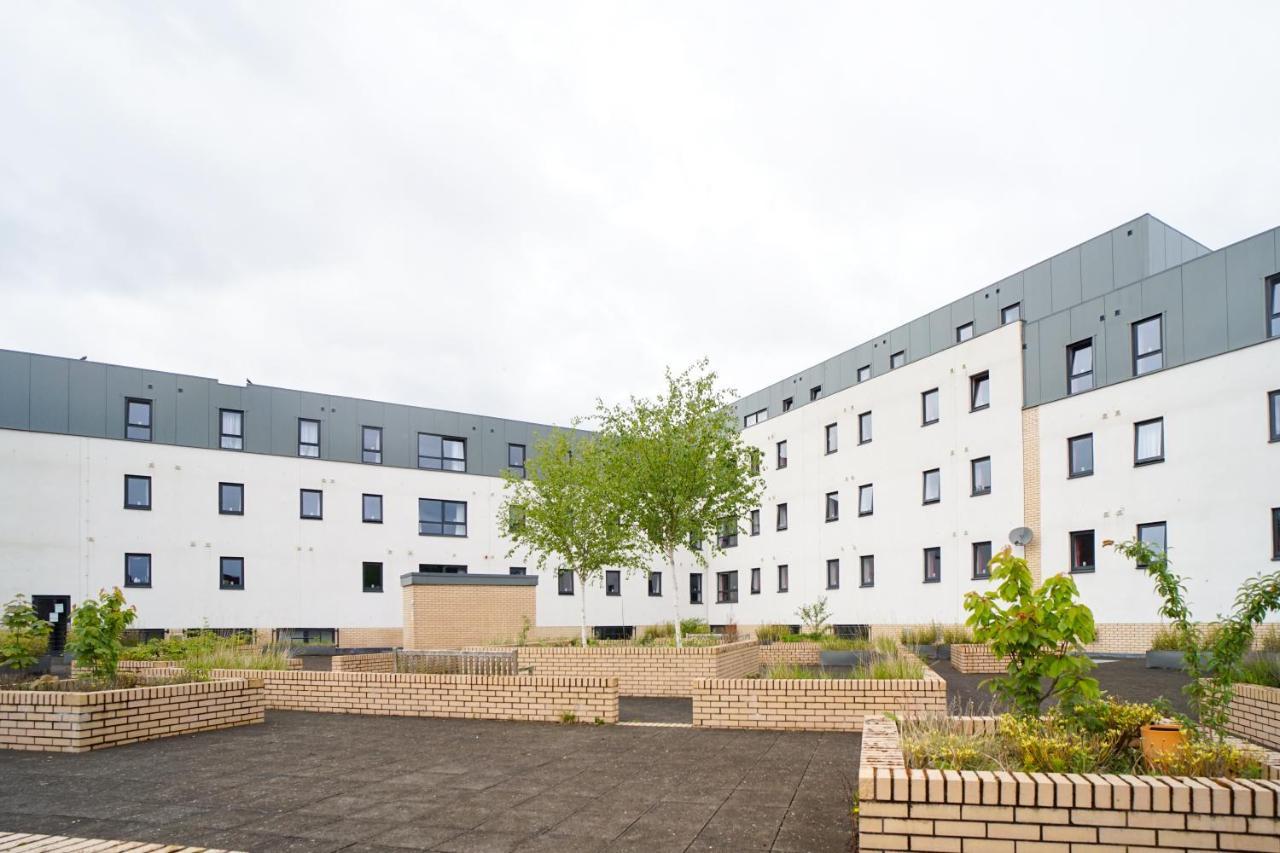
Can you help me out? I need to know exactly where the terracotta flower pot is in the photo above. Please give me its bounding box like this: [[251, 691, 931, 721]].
[[1140, 723, 1186, 763]]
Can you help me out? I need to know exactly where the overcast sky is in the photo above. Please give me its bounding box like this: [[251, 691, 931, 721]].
[[1, 2, 1277, 425]]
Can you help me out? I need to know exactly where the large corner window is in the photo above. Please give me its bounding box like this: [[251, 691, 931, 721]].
[[125, 553, 152, 588], [776, 440, 788, 469], [923, 547, 941, 583], [300, 489, 323, 519], [605, 570, 621, 597], [744, 408, 767, 428], [922, 469, 941, 505], [956, 322, 974, 343], [858, 411, 872, 444], [362, 562, 383, 593], [860, 555, 875, 588], [1134, 418, 1165, 466], [219, 482, 244, 515], [126, 398, 152, 442], [825, 422, 838, 454], [124, 474, 151, 510], [1132, 315, 1163, 376], [1001, 303, 1021, 325], [362, 426, 382, 464], [858, 484, 873, 517], [972, 541, 992, 579], [970, 372, 990, 411], [219, 409, 243, 450], [1068, 434, 1094, 478], [826, 559, 840, 590], [971, 457, 992, 496], [1070, 530, 1095, 573], [418, 433, 466, 472], [825, 491, 839, 522], [1067, 340, 1093, 395], [298, 418, 320, 457], [508, 443, 526, 478], [220, 556, 244, 590], [921, 389, 939, 426], [419, 498, 467, 537], [716, 570, 739, 604]]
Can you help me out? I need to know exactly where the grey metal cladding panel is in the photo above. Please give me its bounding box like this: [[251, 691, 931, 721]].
[[381, 403, 413, 468], [1147, 219, 1166, 276], [1112, 220, 1146, 287], [972, 286, 998, 333], [1225, 230, 1277, 348], [927, 308, 950, 353], [1080, 234, 1114, 302], [993, 272, 1023, 316], [852, 342, 875, 379], [1022, 260, 1052, 321], [174, 377, 211, 447], [270, 388, 302, 457], [908, 316, 931, 360], [1034, 311, 1072, 402], [1021, 321, 1041, 405], [325, 396, 359, 464], [141, 372, 177, 444], [1139, 268, 1184, 367], [28, 355, 69, 433], [1103, 284, 1142, 383], [1180, 251, 1228, 362], [241, 385, 274, 454], [105, 366, 145, 440], [1050, 249, 1083, 314], [67, 360, 107, 437], [479, 417, 506, 475], [888, 324, 911, 360], [0, 350, 31, 429]]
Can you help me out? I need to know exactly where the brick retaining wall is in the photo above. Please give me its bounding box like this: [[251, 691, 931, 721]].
[[468, 640, 761, 697], [0, 678, 264, 753], [858, 714, 1280, 852], [692, 659, 944, 732], [1228, 683, 1280, 751], [330, 652, 397, 672], [758, 642, 822, 667], [950, 643, 1007, 674]]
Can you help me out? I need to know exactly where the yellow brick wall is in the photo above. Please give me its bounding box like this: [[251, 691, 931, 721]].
[[329, 652, 397, 672], [759, 642, 822, 667], [338, 627, 403, 648], [1228, 683, 1280, 751], [951, 643, 1007, 673], [1022, 405, 1042, 584], [403, 583, 536, 649]]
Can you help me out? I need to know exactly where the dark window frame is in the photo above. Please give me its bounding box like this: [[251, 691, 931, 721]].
[[420, 564, 467, 574], [860, 555, 875, 588], [124, 474, 151, 510], [507, 442, 527, 478], [1268, 390, 1280, 443], [362, 562, 384, 593], [219, 409, 244, 450], [825, 558, 840, 590], [776, 440, 788, 469], [1067, 339, 1094, 395], [362, 493, 383, 524], [1273, 508, 1280, 560], [971, 456, 992, 497], [1134, 417, 1165, 466], [125, 398, 152, 442], [605, 570, 621, 597], [124, 552, 152, 588], [417, 433, 467, 472], [218, 481, 244, 516], [1070, 530, 1096, 573], [857, 365, 871, 383], [825, 491, 839, 522], [922, 469, 941, 505], [972, 541, 992, 579], [921, 388, 939, 426], [418, 498, 468, 537], [1001, 303, 1021, 325], [1269, 276, 1280, 338], [782, 397, 793, 412], [717, 519, 739, 549], [299, 488, 323, 519], [890, 350, 905, 369], [970, 372, 990, 411], [858, 483, 873, 517], [1068, 433, 1094, 478], [716, 570, 739, 604], [220, 556, 245, 590], [648, 572, 662, 596], [744, 408, 768, 428], [776, 502, 788, 531], [690, 573, 703, 605], [510, 566, 527, 576], [810, 385, 822, 401], [558, 570, 574, 595], [749, 509, 760, 536], [750, 567, 761, 595], [825, 422, 838, 454], [362, 426, 382, 464], [298, 418, 320, 458], [858, 411, 872, 444], [923, 547, 942, 583], [956, 322, 974, 343], [1132, 314, 1164, 376], [1136, 522, 1167, 569], [777, 564, 789, 592]]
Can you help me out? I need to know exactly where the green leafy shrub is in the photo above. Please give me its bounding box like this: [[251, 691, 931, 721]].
[[1145, 739, 1264, 778], [854, 653, 925, 680], [1238, 656, 1280, 688], [65, 588, 137, 679], [755, 624, 791, 644], [941, 626, 973, 645], [1148, 625, 1182, 651], [900, 624, 941, 645], [873, 635, 899, 655], [1, 595, 51, 671], [964, 548, 1098, 716], [1258, 625, 1280, 652], [795, 597, 831, 635]]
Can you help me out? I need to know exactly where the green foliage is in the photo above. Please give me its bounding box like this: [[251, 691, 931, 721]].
[[65, 588, 137, 679], [795, 597, 831, 635], [900, 624, 940, 645], [1237, 656, 1280, 688], [1258, 625, 1280, 652], [1145, 739, 1264, 779], [941, 626, 973, 645], [596, 360, 764, 647], [1148, 625, 1183, 651], [963, 548, 1099, 716], [516, 616, 532, 647], [852, 653, 925, 680], [755, 624, 791, 644], [1108, 538, 1280, 739], [559, 710, 577, 724], [501, 427, 647, 647], [1, 595, 51, 671]]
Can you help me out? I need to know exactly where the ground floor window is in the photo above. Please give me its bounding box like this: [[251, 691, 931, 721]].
[[558, 570, 574, 595], [648, 572, 662, 596], [716, 571, 738, 603], [690, 573, 703, 604], [826, 558, 840, 589], [420, 564, 467, 574], [362, 561, 383, 592], [972, 541, 992, 579], [509, 566, 527, 576], [1070, 530, 1096, 573], [860, 555, 874, 587], [777, 564, 789, 592], [750, 567, 761, 594], [220, 556, 244, 590], [276, 628, 335, 645], [923, 548, 941, 583], [125, 553, 151, 588], [605, 570, 621, 596]]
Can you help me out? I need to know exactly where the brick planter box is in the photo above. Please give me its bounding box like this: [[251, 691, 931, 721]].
[[758, 642, 822, 667], [0, 678, 264, 753], [1229, 683, 1280, 751], [692, 660, 945, 732], [469, 640, 761, 697], [950, 643, 1007, 674], [858, 714, 1280, 852]]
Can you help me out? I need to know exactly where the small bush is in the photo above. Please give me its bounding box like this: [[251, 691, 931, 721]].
[[1257, 625, 1280, 653], [1, 595, 51, 670], [1145, 739, 1264, 779], [940, 626, 973, 645], [1238, 656, 1280, 688], [873, 635, 899, 655], [1148, 625, 1182, 651], [900, 624, 941, 646], [854, 654, 925, 680], [66, 588, 137, 679], [755, 624, 791, 644]]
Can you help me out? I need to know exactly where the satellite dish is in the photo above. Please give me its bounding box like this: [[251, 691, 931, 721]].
[[1009, 527, 1033, 547]]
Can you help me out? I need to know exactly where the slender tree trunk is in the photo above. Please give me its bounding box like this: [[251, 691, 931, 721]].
[[667, 546, 683, 649], [579, 573, 588, 648]]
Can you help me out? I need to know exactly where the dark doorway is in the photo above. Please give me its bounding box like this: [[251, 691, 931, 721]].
[[31, 595, 71, 655]]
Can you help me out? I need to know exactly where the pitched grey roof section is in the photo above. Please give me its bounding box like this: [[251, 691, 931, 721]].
[[0, 349, 584, 478]]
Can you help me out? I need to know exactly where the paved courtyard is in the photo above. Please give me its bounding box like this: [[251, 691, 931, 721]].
[[0, 711, 859, 853]]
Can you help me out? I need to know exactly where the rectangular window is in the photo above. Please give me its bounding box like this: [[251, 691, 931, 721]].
[[860, 555, 875, 587], [890, 350, 905, 369], [972, 541, 992, 579], [744, 408, 767, 428], [419, 498, 467, 537], [749, 509, 760, 536], [219, 482, 244, 515], [125, 398, 152, 441], [857, 365, 871, 383], [558, 570, 574, 595], [922, 389, 939, 425], [1070, 530, 1095, 573], [825, 422, 838, 454], [750, 567, 761, 595], [858, 411, 872, 444], [124, 474, 151, 510], [810, 385, 822, 401], [220, 556, 244, 590], [825, 491, 839, 522], [1068, 340, 1093, 395], [125, 553, 152, 588], [362, 562, 383, 593], [923, 547, 941, 583], [922, 469, 941, 504], [362, 426, 382, 464], [605, 570, 621, 596], [1132, 315, 1163, 375], [971, 457, 992, 496], [782, 397, 793, 412], [776, 503, 788, 531], [716, 571, 739, 604], [717, 519, 738, 548], [219, 409, 243, 450], [1068, 434, 1094, 478], [420, 564, 467, 574], [1270, 276, 1280, 338], [1134, 418, 1165, 465], [1001, 303, 1021, 325], [509, 567, 527, 576], [690, 573, 703, 604], [418, 433, 466, 472], [648, 572, 662, 596], [956, 322, 974, 343], [1273, 508, 1280, 560], [1136, 522, 1167, 568], [362, 493, 383, 523], [298, 418, 320, 457], [777, 564, 789, 592], [1269, 390, 1279, 442], [776, 440, 788, 469], [749, 448, 761, 475], [858, 484, 874, 517], [970, 372, 990, 411], [300, 489, 323, 519], [508, 443, 526, 478], [826, 559, 840, 590]]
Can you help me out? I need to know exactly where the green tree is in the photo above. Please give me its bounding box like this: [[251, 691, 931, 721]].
[[596, 360, 764, 648], [66, 588, 137, 679], [964, 548, 1099, 715], [1, 594, 51, 671], [500, 427, 645, 647]]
